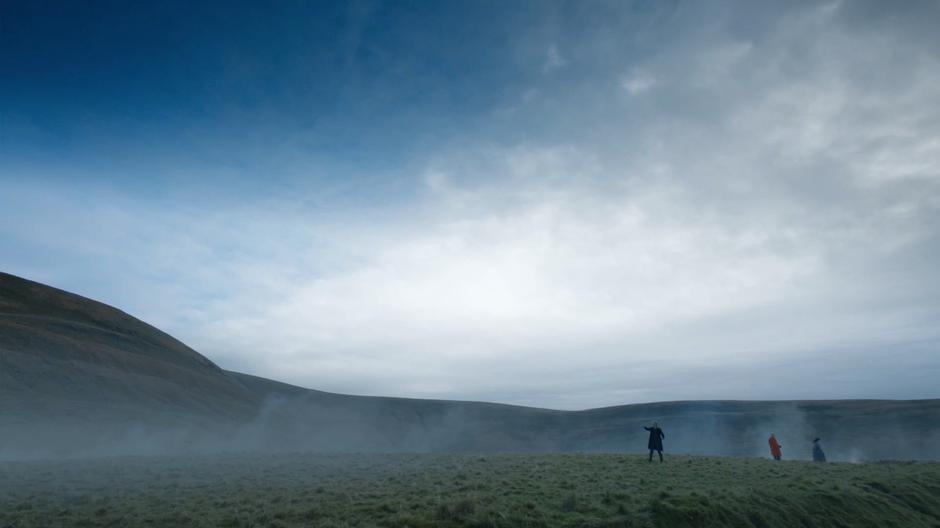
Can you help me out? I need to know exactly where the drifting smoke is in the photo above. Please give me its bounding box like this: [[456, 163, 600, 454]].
[[3, 399, 938, 462]]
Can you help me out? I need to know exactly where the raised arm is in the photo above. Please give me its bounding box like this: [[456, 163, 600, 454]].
[[643, 426, 651, 431]]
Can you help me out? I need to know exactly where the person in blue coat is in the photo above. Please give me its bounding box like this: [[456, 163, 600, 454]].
[[644, 422, 665, 462], [812, 438, 827, 462]]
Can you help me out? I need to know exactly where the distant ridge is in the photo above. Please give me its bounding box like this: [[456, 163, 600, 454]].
[[1, 271, 938, 460]]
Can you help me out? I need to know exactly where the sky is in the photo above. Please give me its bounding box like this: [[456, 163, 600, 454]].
[[2, 0, 939, 409]]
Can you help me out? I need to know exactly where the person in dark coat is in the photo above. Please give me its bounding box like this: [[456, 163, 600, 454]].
[[812, 437, 827, 462], [644, 422, 665, 462]]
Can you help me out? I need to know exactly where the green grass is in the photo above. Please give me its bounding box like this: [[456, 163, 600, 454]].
[[1, 453, 938, 527]]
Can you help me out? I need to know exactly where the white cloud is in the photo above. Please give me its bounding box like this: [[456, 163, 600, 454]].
[[621, 69, 656, 95], [3, 0, 940, 409]]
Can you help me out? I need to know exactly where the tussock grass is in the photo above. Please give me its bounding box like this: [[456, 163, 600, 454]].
[[1, 453, 938, 527]]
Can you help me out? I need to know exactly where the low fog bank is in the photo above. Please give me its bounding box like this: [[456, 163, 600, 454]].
[[3, 396, 939, 462]]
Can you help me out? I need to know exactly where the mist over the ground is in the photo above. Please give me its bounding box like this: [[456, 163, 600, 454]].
[[5, 393, 940, 463]]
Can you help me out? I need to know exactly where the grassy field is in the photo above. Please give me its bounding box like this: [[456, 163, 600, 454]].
[[1, 453, 938, 528]]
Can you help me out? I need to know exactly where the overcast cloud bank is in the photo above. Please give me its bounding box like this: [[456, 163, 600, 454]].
[[2, 0, 939, 408]]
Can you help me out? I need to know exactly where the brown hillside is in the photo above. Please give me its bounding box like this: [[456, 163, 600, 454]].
[[0, 272, 256, 423]]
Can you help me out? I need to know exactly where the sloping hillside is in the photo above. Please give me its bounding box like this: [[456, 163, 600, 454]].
[[0, 272, 258, 424], [1, 272, 938, 461]]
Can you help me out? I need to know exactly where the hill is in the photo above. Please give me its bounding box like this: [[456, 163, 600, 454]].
[[0, 272, 259, 422], [1, 272, 938, 460]]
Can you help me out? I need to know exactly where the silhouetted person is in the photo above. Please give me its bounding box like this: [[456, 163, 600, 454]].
[[812, 437, 826, 462], [644, 422, 665, 462], [768, 433, 782, 460]]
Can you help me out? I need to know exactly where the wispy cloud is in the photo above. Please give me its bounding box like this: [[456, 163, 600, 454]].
[[620, 69, 656, 95], [542, 44, 567, 73]]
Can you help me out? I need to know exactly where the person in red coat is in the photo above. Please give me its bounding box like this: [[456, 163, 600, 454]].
[[768, 433, 782, 460]]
